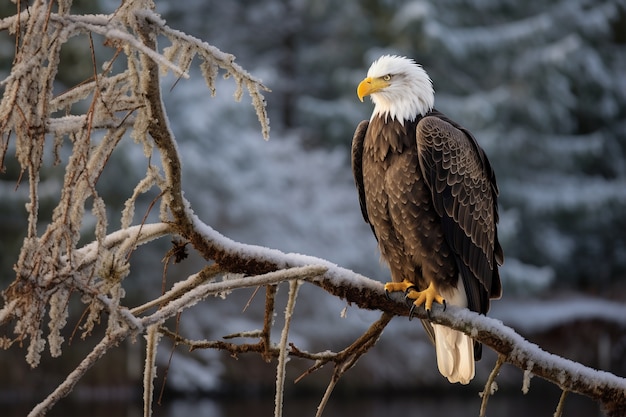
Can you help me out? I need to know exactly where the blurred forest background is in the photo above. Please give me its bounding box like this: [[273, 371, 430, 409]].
[[1, 0, 625, 416]]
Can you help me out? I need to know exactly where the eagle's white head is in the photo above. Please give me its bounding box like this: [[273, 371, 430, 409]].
[[357, 55, 434, 124]]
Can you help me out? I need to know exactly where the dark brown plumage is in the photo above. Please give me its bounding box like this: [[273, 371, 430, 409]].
[[353, 55, 503, 384]]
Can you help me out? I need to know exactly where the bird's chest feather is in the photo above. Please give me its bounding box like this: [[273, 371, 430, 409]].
[[362, 122, 431, 233], [361, 118, 451, 285]]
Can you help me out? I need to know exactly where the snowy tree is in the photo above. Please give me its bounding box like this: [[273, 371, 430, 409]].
[[0, 1, 625, 417]]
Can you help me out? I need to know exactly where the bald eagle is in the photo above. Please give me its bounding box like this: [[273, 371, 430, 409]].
[[352, 55, 503, 384]]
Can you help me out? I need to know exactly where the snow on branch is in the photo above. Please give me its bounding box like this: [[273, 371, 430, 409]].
[[422, 303, 626, 416], [166, 211, 626, 416]]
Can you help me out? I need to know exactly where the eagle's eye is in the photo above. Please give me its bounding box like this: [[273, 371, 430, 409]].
[[382, 74, 392, 81]]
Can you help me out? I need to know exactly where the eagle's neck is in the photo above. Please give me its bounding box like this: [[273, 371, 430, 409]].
[[370, 73, 434, 125]]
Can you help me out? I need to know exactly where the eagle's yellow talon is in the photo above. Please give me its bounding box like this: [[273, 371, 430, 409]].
[[405, 282, 445, 312], [385, 280, 445, 316], [383, 279, 415, 294]]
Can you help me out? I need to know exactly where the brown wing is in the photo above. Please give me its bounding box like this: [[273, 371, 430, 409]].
[[416, 113, 503, 314], [351, 120, 378, 239]]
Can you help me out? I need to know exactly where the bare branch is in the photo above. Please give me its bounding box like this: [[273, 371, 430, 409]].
[[554, 390, 569, 417], [27, 328, 128, 417], [143, 325, 161, 417], [274, 280, 302, 417], [262, 284, 278, 362], [479, 354, 505, 417]]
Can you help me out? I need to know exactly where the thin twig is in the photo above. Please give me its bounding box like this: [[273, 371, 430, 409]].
[[242, 285, 262, 313], [314, 312, 393, 417], [316, 369, 341, 417], [161, 328, 336, 361], [143, 325, 160, 417], [28, 328, 129, 417], [274, 280, 302, 417], [262, 284, 278, 362], [480, 354, 506, 417], [554, 390, 569, 417], [130, 263, 221, 316]]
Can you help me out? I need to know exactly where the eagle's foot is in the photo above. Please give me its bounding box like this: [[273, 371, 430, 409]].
[[406, 282, 446, 321], [384, 279, 417, 300]]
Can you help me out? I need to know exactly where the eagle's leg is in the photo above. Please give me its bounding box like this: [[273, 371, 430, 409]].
[[405, 282, 446, 319]]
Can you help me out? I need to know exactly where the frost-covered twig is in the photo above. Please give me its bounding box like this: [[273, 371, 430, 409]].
[[274, 280, 302, 417], [27, 327, 129, 417], [140, 265, 328, 330], [76, 223, 172, 267], [479, 354, 505, 417], [130, 264, 222, 316], [137, 9, 270, 139], [143, 325, 160, 417]]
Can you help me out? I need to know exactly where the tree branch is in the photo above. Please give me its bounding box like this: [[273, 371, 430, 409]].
[[27, 328, 129, 417], [410, 303, 626, 416], [157, 238, 626, 415], [145, 213, 626, 416]]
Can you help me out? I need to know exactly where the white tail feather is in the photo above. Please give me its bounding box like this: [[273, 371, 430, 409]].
[[433, 274, 474, 384], [433, 323, 475, 384]]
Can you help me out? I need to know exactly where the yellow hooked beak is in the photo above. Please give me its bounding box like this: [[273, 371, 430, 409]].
[[357, 76, 390, 102]]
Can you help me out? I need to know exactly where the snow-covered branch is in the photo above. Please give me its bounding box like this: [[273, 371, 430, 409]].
[[423, 304, 626, 416], [182, 216, 626, 415], [149, 208, 626, 415]]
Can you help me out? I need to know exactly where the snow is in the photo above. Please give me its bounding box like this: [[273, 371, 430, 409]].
[[491, 296, 626, 334], [522, 367, 533, 394], [160, 349, 222, 392], [500, 258, 555, 294], [189, 209, 383, 294]]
